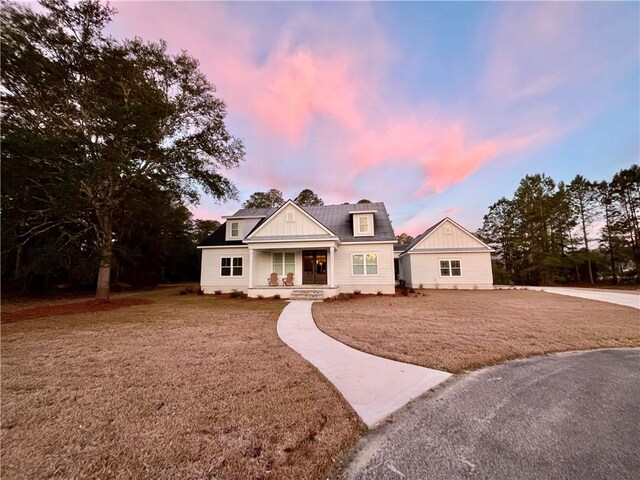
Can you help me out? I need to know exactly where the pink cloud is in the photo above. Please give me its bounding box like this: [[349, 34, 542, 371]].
[[111, 2, 365, 147], [349, 119, 550, 195], [250, 46, 362, 144], [108, 2, 565, 210]]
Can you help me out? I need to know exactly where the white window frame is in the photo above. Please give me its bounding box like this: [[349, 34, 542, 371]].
[[229, 221, 240, 238], [351, 253, 379, 276], [353, 214, 374, 237], [439, 259, 461, 277], [221, 256, 243, 277], [272, 252, 295, 276]]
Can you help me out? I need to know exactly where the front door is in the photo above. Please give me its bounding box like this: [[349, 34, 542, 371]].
[[302, 250, 327, 285]]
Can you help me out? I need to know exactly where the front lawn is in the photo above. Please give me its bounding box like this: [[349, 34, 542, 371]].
[[1, 289, 364, 479], [313, 289, 640, 373]]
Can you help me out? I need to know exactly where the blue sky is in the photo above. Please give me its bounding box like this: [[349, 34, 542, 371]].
[[109, 0, 639, 235]]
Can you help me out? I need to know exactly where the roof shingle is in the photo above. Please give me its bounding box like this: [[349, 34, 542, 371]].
[[198, 202, 397, 246]]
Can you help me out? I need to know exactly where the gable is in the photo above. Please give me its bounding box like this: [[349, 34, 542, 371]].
[[247, 202, 335, 239], [411, 218, 489, 251]]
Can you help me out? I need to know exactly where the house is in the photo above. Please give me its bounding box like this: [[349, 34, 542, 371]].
[[197, 200, 397, 298], [395, 217, 494, 289]]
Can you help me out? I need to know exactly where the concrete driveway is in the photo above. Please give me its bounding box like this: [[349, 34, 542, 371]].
[[339, 349, 640, 480], [526, 286, 639, 309]]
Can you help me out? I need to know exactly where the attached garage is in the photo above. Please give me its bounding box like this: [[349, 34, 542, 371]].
[[398, 218, 494, 289]]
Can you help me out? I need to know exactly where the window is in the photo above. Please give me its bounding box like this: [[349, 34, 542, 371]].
[[221, 257, 243, 276], [358, 216, 369, 234], [286, 212, 295, 222], [230, 221, 240, 237], [352, 253, 378, 275], [444, 225, 452, 235], [353, 213, 375, 237], [273, 252, 295, 276], [440, 260, 461, 277]]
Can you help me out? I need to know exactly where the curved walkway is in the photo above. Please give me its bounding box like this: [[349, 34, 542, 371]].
[[527, 286, 639, 309], [276, 301, 451, 427]]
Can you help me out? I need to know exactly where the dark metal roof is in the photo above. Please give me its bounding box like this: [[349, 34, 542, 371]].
[[302, 202, 396, 242], [198, 222, 244, 247], [394, 244, 409, 252], [200, 202, 397, 246]]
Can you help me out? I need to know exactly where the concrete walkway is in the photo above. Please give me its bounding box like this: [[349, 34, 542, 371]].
[[527, 286, 639, 309], [276, 301, 451, 427]]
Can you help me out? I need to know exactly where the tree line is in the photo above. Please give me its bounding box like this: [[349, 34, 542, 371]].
[[477, 165, 639, 286], [241, 188, 375, 208]]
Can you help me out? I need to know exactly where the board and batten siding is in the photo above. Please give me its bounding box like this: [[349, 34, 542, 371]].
[[414, 218, 486, 250], [242, 218, 261, 237], [200, 247, 248, 293], [250, 204, 331, 238], [334, 243, 395, 294], [403, 251, 493, 289]]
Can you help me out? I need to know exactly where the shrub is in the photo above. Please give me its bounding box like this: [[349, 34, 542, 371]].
[[214, 290, 222, 295], [273, 294, 281, 300], [229, 289, 247, 299], [197, 288, 204, 295], [257, 294, 264, 299], [353, 289, 361, 295], [179, 289, 188, 296], [418, 283, 423, 289], [408, 288, 415, 294], [376, 291, 383, 296]]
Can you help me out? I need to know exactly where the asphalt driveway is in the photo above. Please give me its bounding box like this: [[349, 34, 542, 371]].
[[339, 349, 640, 480]]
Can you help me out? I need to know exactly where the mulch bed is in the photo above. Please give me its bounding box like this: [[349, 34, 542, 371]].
[[1, 298, 153, 323]]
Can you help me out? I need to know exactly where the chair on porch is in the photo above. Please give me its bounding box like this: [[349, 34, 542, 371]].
[[282, 272, 294, 286], [268, 272, 279, 286]]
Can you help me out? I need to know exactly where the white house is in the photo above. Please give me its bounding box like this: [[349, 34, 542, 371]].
[[198, 200, 398, 298], [396, 217, 494, 289]]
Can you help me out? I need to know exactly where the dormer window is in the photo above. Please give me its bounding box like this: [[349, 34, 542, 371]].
[[352, 212, 375, 237], [358, 216, 369, 235], [226, 220, 242, 240]]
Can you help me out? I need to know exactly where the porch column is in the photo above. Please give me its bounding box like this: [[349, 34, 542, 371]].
[[329, 246, 335, 287], [248, 248, 254, 289]]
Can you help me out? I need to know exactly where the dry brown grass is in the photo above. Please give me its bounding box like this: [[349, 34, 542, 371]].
[[314, 289, 640, 373], [1, 289, 364, 479]]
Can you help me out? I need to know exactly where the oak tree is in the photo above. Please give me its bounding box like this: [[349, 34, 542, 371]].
[[1, 0, 244, 299]]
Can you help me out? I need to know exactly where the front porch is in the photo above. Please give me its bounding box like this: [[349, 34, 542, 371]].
[[246, 239, 339, 294], [248, 285, 339, 299]]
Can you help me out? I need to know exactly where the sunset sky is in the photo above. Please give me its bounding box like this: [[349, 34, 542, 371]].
[[109, 1, 639, 235]]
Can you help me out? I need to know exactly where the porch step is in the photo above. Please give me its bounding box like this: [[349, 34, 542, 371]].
[[290, 289, 325, 300]]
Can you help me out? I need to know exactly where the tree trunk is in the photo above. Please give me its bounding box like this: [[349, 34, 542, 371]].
[[603, 204, 618, 285], [578, 202, 595, 284], [95, 211, 113, 301], [567, 230, 581, 283], [14, 244, 23, 278]]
